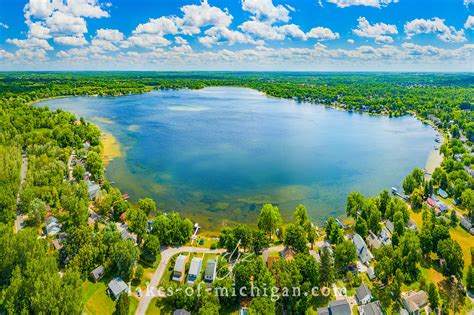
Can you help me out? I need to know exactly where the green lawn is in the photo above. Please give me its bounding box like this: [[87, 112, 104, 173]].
[[83, 280, 116, 315], [450, 226, 473, 272]]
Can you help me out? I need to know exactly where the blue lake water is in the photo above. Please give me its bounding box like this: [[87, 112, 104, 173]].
[[38, 87, 437, 228]]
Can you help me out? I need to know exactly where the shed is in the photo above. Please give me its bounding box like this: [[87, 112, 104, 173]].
[[437, 189, 448, 199], [90, 265, 105, 282]]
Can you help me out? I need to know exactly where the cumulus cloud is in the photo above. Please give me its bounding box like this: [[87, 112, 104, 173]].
[[199, 26, 263, 47], [133, 17, 179, 35], [404, 17, 466, 43], [0, 22, 8, 29], [465, 0, 474, 7], [464, 16, 474, 30], [306, 27, 340, 41], [177, 0, 232, 35], [353, 17, 397, 43], [7, 37, 53, 50], [96, 29, 124, 42], [326, 0, 399, 8], [239, 20, 285, 40], [241, 0, 290, 23], [54, 35, 88, 46], [347, 39, 355, 43]]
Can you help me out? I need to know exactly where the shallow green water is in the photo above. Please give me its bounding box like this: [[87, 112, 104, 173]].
[[38, 87, 437, 228]]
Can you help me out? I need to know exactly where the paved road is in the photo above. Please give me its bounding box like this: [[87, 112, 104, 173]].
[[135, 246, 226, 315], [14, 153, 28, 233]]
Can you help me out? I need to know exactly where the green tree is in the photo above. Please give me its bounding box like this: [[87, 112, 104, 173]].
[[378, 190, 391, 217], [72, 163, 85, 181], [257, 204, 282, 240], [110, 240, 140, 280], [129, 207, 148, 244], [395, 230, 422, 282], [137, 198, 156, 216], [411, 188, 424, 210], [29, 198, 46, 226], [319, 246, 334, 286], [249, 297, 275, 315], [141, 234, 160, 263], [233, 224, 253, 251], [334, 240, 356, 272], [346, 192, 365, 218], [294, 204, 309, 227], [114, 293, 130, 315], [428, 283, 439, 310], [437, 238, 464, 278], [284, 223, 307, 252], [355, 217, 368, 238], [466, 265, 474, 293], [85, 151, 103, 181], [403, 174, 416, 195], [251, 229, 269, 254]]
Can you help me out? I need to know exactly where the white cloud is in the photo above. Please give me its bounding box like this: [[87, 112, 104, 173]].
[[0, 22, 8, 29], [61, 0, 109, 18], [15, 48, 48, 60], [46, 11, 88, 35], [177, 0, 233, 35], [199, 26, 263, 47], [0, 49, 15, 59], [122, 33, 171, 49], [326, 0, 398, 8], [464, 16, 474, 30], [465, 0, 474, 7], [133, 17, 179, 35], [7, 37, 53, 50], [404, 17, 466, 43], [54, 35, 88, 46], [239, 20, 284, 40], [353, 17, 397, 43], [96, 29, 124, 42], [306, 27, 340, 41], [28, 22, 51, 39], [24, 0, 109, 20], [347, 39, 355, 43], [175, 37, 188, 45], [278, 24, 307, 40], [241, 0, 290, 23]]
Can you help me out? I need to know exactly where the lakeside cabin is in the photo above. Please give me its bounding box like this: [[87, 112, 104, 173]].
[[90, 265, 105, 282], [172, 255, 188, 283], [187, 257, 203, 284], [107, 278, 129, 300], [204, 259, 217, 283]]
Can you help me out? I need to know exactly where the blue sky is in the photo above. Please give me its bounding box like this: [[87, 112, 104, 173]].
[[0, 0, 473, 71]]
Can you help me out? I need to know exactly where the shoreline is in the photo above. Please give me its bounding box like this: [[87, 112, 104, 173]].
[[100, 132, 122, 166]]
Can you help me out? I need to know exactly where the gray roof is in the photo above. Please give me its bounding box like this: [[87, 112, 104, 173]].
[[385, 220, 394, 234], [367, 233, 381, 250], [403, 291, 428, 313], [460, 217, 472, 230], [108, 278, 128, 298], [91, 265, 105, 280], [173, 310, 191, 315], [204, 259, 217, 282], [353, 234, 371, 264], [367, 267, 376, 280], [355, 284, 371, 301], [329, 299, 351, 315], [174, 255, 187, 273], [317, 307, 330, 315], [363, 302, 383, 315], [188, 257, 203, 276]]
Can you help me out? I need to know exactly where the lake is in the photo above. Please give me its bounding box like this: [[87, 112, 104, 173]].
[[37, 87, 437, 229]]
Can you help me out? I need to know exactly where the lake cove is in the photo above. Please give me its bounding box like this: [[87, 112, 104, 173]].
[[37, 87, 437, 230]]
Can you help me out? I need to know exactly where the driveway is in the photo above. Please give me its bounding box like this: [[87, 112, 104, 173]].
[[135, 246, 225, 315]]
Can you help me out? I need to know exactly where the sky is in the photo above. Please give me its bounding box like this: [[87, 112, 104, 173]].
[[0, 0, 473, 71]]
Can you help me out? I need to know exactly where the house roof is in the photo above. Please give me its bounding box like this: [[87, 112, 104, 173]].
[[174, 255, 188, 273], [355, 284, 371, 301], [403, 291, 428, 313], [363, 302, 383, 315], [460, 217, 472, 230], [204, 259, 216, 280], [353, 233, 371, 263], [385, 220, 394, 234], [367, 232, 381, 249], [91, 265, 105, 280], [173, 310, 191, 315], [329, 299, 352, 315], [367, 267, 376, 280], [108, 278, 128, 297], [188, 257, 202, 276], [317, 307, 330, 315]]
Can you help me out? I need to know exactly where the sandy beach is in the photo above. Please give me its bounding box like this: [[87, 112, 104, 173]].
[[101, 132, 122, 166]]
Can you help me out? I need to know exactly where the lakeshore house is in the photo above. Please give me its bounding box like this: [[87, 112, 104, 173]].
[[385, 220, 394, 235], [173, 310, 191, 315], [378, 226, 392, 246], [204, 259, 217, 283], [187, 257, 203, 285], [367, 232, 381, 250], [437, 189, 449, 199], [317, 298, 352, 315], [90, 265, 105, 282], [460, 217, 473, 235], [86, 180, 100, 201], [355, 284, 372, 305], [172, 255, 188, 283], [402, 290, 428, 315], [107, 278, 129, 300], [361, 302, 383, 315], [46, 216, 61, 236], [353, 233, 371, 265]]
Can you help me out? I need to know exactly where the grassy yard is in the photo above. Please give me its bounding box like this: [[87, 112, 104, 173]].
[[449, 226, 473, 272], [83, 280, 116, 315]]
